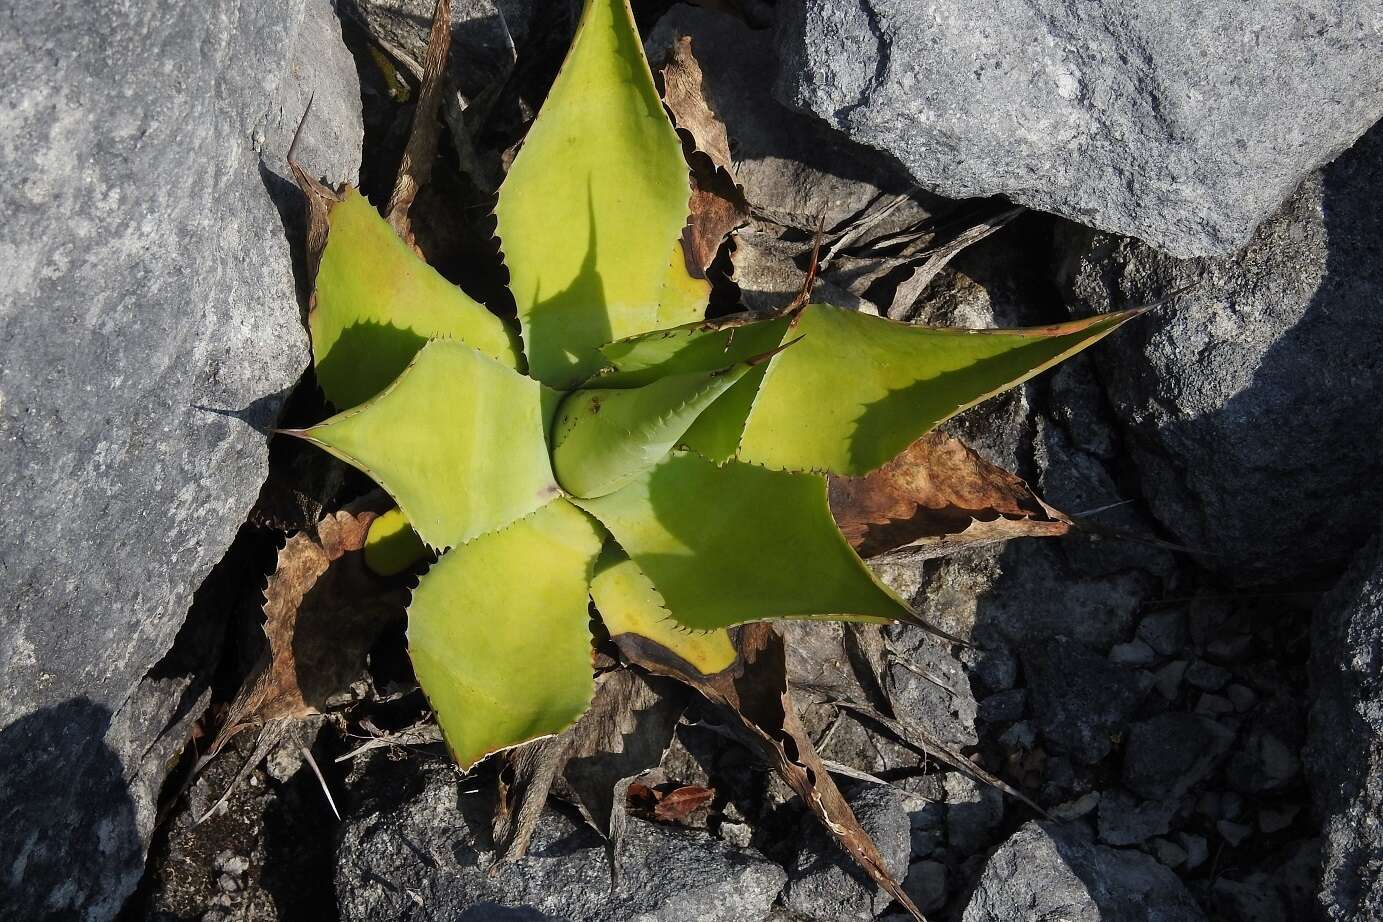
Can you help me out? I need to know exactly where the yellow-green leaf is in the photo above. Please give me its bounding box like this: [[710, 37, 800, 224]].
[[551, 363, 753, 499], [363, 507, 429, 576], [737, 305, 1141, 475], [289, 340, 560, 551], [408, 498, 604, 770], [593, 313, 791, 389], [311, 188, 521, 409], [495, 0, 699, 389], [574, 451, 910, 631], [590, 545, 736, 676]]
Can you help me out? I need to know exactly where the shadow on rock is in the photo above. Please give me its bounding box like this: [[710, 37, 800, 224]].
[[0, 698, 141, 921]]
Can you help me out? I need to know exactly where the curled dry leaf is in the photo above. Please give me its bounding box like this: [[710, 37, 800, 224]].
[[208, 491, 409, 758], [626, 782, 716, 825], [493, 667, 687, 862], [828, 431, 1071, 559], [385, 0, 452, 241], [658, 35, 748, 277], [617, 623, 928, 922]]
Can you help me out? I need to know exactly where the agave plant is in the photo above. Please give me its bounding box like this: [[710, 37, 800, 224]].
[[284, 0, 1135, 772]]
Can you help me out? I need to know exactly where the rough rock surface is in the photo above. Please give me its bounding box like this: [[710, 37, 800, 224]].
[[0, 0, 361, 917], [775, 0, 1383, 257], [781, 782, 911, 920], [337, 756, 787, 922], [1308, 523, 1383, 920], [961, 821, 1206, 922], [1056, 121, 1383, 581]]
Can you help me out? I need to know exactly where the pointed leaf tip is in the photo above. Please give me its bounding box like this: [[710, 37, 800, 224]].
[[496, 0, 701, 388], [409, 498, 604, 771]]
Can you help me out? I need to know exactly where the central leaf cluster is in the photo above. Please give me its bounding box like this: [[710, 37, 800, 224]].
[[288, 0, 1135, 770]]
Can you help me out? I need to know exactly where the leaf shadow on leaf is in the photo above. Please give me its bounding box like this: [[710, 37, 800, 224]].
[[845, 337, 1100, 473], [522, 201, 612, 389], [312, 319, 436, 411], [633, 456, 899, 627]]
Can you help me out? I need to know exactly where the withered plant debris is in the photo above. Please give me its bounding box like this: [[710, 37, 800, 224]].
[[828, 430, 1071, 559], [617, 623, 928, 921]]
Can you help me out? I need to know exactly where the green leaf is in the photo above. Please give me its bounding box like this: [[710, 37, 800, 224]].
[[289, 339, 560, 551], [363, 507, 429, 576], [574, 451, 910, 631], [593, 313, 792, 388], [735, 305, 1140, 475], [408, 498, 604, 770], [551, 362, 753, 499], [311, 188, 521, 409], [590, 545, 737, 676], [591, 313, 794, 461], [495, 0, 701, 389]]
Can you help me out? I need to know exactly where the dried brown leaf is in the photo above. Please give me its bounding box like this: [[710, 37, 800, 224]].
[[386, 0, 452, 241], [828, 431, 1071, 559], [618, 624, 928, 922], [208, 492, 407, 758], [492, 667, 687, 862], [651, 784, 716, 824], [659, 35, 749, 277]]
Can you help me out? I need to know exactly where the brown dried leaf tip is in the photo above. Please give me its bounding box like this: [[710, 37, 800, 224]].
[[208, 492, 408, 758], [829, 431, 1071, 559], [659, 35, 749, 278]]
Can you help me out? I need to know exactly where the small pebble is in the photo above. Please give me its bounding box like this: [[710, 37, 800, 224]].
[[1206, 634, 1253, 661], [1218, 819, 1253, 846], [1258, 803, 1301, 834], [1049, 791, 1101, 821], [1195, 692, 1236, 716], [1177, 832, 1210, 870], [719, 822, 753, 849], [1150, 837, 1188, 868], [1137, 610, 1188, 657], [1197, 791, 1222, 818], [1110, 639, 1157, 667], [1226, 684, 1257, 711], [978, 689, 1026, 723], [1154, 660, 1188, 699], [1186, 660, 1232, 691], [1222, 791, 1244, 820], [213, 852, 249, 876], [904, 860, 948, 916], [998, 721, 1036, 750]]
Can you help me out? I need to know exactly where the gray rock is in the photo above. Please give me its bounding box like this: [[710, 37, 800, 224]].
[[1056, 123, 1383, 581], [1022, 636, 1142, 764], [648, 6, 935, 233], [1110, 640, 1157, 668], [883, 625, 979, 752], [903, 860, 948, 917], [961, 821, 1206, 922], [782, 782, 910, 921], [1226, 728, 1301, 793], [338, 757, 787, 922], [1185, 660, 1231, 692], [942, 773, 1005, 855], [776, 0, 1383, 257], [1212, 876, 1290, 922], [1176, 833, 1209, 871], [1137, 610, 1189, 658], [1307, 523, 1383, 920], [1153, 660, 1189, 700], [0, 1, 360, 918], [1217, 820, 1253, 847], [1122, 714, 1235, 801], [977, 689, 1026, 724], [1097, 790, 1176, 847], [1149, 838, 1187, 869]]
